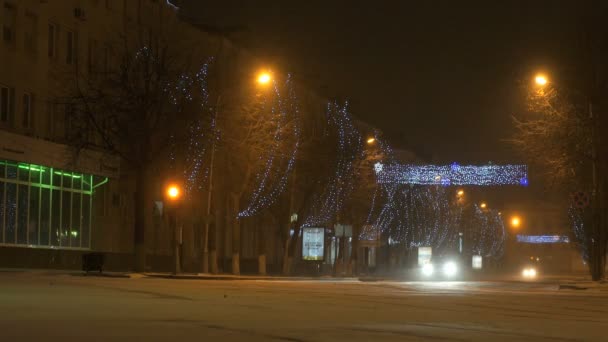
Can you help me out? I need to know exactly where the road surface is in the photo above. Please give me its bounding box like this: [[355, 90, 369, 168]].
[[0, 271, 607, 341]]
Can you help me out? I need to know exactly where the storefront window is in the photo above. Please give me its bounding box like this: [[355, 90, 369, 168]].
[[0, 160, 104, 249]]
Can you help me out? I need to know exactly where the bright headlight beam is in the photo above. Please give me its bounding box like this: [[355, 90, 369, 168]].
[[421, 263, 434, 276], [443, 261, 458, 277]]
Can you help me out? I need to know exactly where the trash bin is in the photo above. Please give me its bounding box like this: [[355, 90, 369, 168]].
[[82, 253, 104, 273]]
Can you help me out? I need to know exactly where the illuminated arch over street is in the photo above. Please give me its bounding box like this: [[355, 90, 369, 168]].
[[374, 162, 528, 186]]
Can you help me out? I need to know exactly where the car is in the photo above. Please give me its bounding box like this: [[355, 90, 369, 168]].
[[419, 256, 462, 280]]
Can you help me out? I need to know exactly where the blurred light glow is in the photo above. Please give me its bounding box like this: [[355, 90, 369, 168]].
[[511, 216, 521, 228], [443, 261, 458, 277], [257, 72, 271, 84], [522, 268, 537, 278], [166, 184, 181, 200], [421, 263, 434, 277], [366, 137, 376, 144], [535, 74, 548, 86]]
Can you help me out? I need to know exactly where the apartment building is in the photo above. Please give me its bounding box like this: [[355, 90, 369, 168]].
[[0, 0, 195, 269]]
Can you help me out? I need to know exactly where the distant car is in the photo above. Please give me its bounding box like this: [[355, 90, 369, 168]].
[[520, 258, 541, 279], [521, 263, 539, 279], [419, 256, 462, 280]]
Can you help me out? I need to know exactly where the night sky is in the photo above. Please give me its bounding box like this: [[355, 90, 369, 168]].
[[182, 0, 587, 164]]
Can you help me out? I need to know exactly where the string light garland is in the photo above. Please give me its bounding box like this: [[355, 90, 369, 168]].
[[375, 163, 528, 186], [182, 58, 217, 195], [569, 206, 588, 261], [301, 100, 362, 228], [238, 74, 300, 217]]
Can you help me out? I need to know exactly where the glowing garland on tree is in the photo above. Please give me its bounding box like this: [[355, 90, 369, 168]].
[[361, 137, 506, 258], [238, 74, 300, 217], [464, 205, 506, 258], [301, 100, 362, 228], [182, 58, 218, 195], [569, 206, 588, 261]]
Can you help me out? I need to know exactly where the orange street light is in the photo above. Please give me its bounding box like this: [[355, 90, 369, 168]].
[[480, 202, 487, 209], [166, 184, 182, 201], [511, 216, 521, 228], [257, 71, 272, 85], [366, 137, 376, 145], [457, 189, 464, 197], [535, 74, 548, 86]]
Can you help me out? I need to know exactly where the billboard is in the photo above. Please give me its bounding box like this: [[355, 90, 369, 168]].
[[302, 227, 325, 261], [418, 247, 432, 266], [472, 255, 482, 269]]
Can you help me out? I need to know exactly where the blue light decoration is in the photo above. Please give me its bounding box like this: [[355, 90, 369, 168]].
[[182, 58, 217, 195], [466, 205, 506, 258], [374, 163, 528, 186], [360, 138, 507, 259], [238, 74, 300, 217], [516, 235, 570, 244], [300, 100, 361, 228]]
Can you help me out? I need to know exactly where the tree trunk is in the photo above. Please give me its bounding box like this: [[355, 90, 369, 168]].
[[209, 222, 218, 274], [257, 219, 266, 275], [232, 194, 241, 275], [282, 235, 291, 275], [133, 165, 147, 272]]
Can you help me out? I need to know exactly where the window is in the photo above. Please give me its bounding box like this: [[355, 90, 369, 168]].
[[0, 85, 14, 123], [2, 2, 16, 44], [66, 31, 77, 65], [87, 39, 97, 73], [24, 11, 38, 54], [0, 159, 101, 249], [22, 93, 33, 129], [48, 23, 56, 58]]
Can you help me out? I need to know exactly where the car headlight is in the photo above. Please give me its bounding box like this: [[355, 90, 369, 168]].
[[442, 261, 458, 277], [421, 263, 434, 276], [522, 268, 537, 278]]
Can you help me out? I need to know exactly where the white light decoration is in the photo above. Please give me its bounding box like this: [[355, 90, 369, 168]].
[[360, 137, 507, 259], [182, 58, 217, 195], [238, 74, 300, 217], [569, 206, 588, 261], [374, 163, 528, 186], [300, 100, 362, 228]]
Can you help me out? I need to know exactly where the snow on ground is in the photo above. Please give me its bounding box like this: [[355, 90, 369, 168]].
[[0, 271, 607, 341]]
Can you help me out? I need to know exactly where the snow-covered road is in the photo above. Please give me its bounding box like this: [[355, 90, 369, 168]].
[[0, 271, 606, 341]]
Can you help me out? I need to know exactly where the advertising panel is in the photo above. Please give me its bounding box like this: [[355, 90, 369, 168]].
[[302, 227, 325, 261]]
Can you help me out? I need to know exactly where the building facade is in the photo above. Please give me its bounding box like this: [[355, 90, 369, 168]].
[[0, 0, 194, 269]]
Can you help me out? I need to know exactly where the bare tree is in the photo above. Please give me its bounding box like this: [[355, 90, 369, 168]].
[[511, 78, 606, 280], [216, 75, 300, 274], [61, 18, 212, 271]]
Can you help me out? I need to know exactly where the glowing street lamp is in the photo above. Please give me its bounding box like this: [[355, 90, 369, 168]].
[[535, 74, 548, 86], [457, 189, 464, 197], [166, 184, 182, 202], [510, 215, 521, 229], [366, 137, 376, 145], [257, 71, 272, 85], [480, 202, 487, 209]]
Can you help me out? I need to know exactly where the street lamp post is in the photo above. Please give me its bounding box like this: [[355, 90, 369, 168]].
[[165, 183, 183, 274], [201, 70, 274, 274]]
